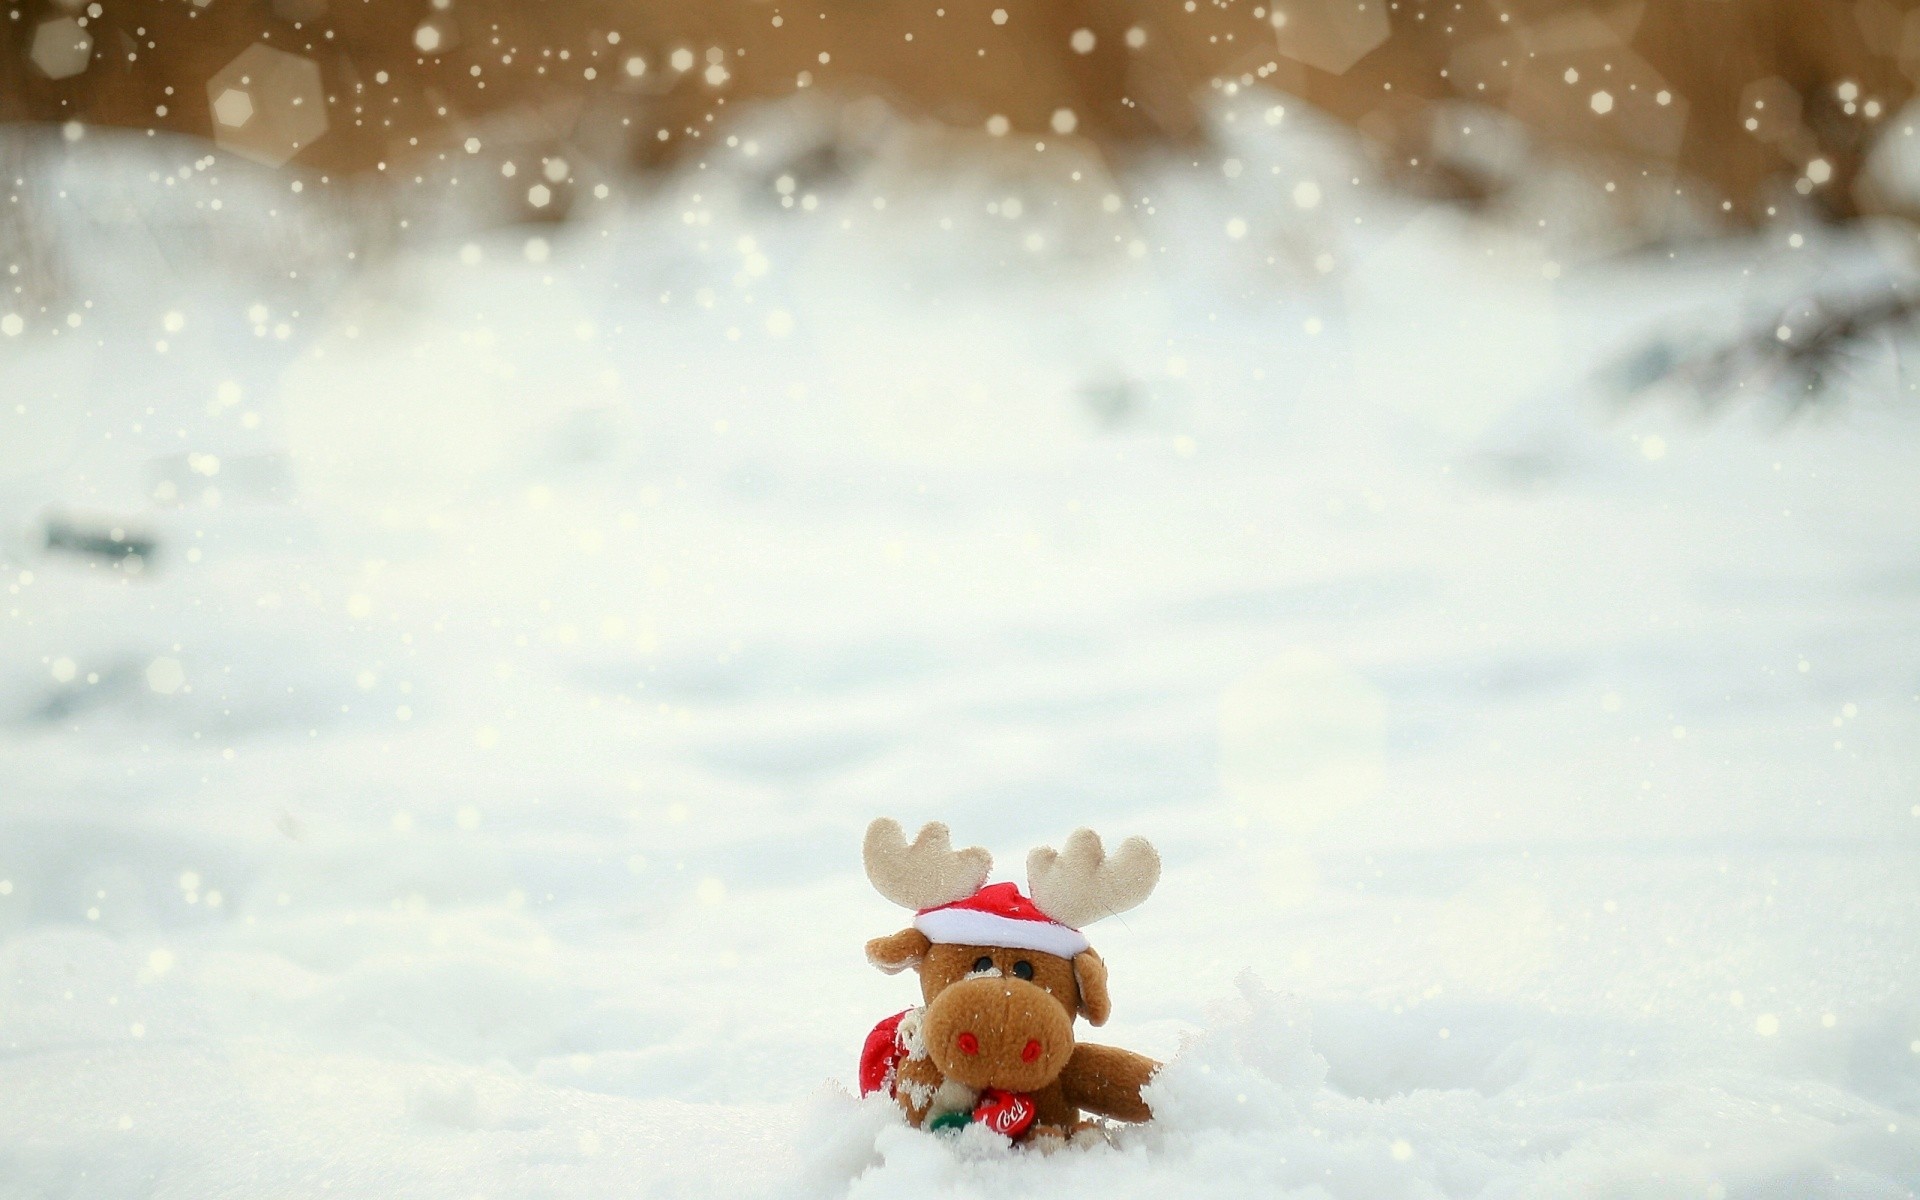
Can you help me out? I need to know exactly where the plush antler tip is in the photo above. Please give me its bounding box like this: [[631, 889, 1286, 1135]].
[[863, 817, 992, 911], [916, 822, 953, 848], [1026, 828, 1160, 929]]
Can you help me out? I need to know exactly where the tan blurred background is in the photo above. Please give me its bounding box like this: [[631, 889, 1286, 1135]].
[[4, 0, 1919, 227]]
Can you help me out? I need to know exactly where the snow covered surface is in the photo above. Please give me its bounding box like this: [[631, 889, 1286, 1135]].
[[1, 107, 1918, 1198]]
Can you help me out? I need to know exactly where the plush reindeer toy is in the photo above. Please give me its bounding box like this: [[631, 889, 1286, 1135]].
[[857, 818, 1162, 1143]]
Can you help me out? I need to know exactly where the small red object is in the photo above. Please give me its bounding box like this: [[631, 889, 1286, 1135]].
[[972, 1088, 1037, 1139], [956, 1031, 980, 1056], [860, 1010, 911, 1097], [1020, 1038, 1042, 1063]]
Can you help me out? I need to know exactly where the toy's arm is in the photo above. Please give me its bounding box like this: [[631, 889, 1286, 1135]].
[[1058, 1042, 1158, 1123], [893, 1054, 943, 1126]]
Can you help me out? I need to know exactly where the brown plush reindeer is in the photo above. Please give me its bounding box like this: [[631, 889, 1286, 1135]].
[[857, 818, 1161, 1143]]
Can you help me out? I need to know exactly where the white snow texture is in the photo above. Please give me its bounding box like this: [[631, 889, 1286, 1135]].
[[0, 104, 1917, 1199]]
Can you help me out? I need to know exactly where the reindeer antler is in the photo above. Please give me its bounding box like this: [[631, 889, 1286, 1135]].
[[1026, 828, 1160, 929], [863, 818, 993, 911]]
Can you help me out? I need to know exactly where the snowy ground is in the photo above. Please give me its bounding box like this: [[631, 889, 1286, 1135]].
[[1, 105, 1918, 1198]]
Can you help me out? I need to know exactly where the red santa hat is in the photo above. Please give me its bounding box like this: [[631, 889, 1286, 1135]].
[[864, 818, 1160, 960], [913, 881, 1090, 958]]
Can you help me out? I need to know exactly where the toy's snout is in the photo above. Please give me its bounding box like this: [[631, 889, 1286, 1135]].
[[921, 974, 1074, 1092]]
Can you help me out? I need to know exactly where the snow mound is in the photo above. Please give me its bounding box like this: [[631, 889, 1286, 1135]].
[[4, 104, 1920, 1198], [793, 976, 1916, 1199]]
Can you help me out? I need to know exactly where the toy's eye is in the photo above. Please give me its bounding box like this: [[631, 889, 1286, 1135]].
[[1012, 960, 1034, 980], [972, 956, 994, 973]]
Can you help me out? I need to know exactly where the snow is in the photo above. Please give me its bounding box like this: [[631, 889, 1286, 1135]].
[[2, 103, 1918, 1198]]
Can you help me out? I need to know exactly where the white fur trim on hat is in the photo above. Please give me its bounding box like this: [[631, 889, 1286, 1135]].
[[913, 907, 1090, 957]]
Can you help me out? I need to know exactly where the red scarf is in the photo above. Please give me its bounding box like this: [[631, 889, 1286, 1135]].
[[861, 1010, 1038, 1140]]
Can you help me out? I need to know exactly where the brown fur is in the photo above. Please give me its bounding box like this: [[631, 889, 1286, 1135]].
[[1072, 948, 1112, 1026], [871, 930, 1157, 1138], [865, 928, 933, 975], [1059, 1043, 1155, 1124], [890, 1051, 949, 1128], [921, 972, 1076, 1093]]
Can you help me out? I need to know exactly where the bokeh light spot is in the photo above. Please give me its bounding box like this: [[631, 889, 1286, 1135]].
[[29, 17, 93, 81], [205, 44, 328, 168], [1270, 0, 1390, 75]]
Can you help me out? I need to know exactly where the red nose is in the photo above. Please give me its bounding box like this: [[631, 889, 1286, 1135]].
[[956, 1032, 979, 1056], [1021, 1039, 1042, 1063]]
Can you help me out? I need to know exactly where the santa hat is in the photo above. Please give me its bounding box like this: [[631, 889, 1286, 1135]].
[[864, 819, 1160, 958], [913, 881, 1089, 958]]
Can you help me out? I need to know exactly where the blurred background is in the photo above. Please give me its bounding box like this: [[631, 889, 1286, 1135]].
[[2, 2, 1918, 1197]]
